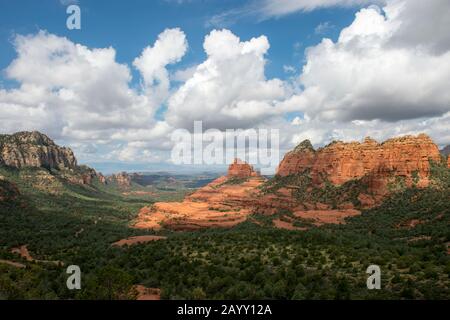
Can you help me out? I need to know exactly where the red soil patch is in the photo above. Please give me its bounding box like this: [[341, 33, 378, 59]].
[[11, 245, 63, 266], [272, 218, 307, 231], [11, 245, 33, 262], [293, 209, 361, 226], [112, 235, 167, 247], [134, 285, 161, 300], [0, 259, 26, 269], [397, 219, 424, 229]]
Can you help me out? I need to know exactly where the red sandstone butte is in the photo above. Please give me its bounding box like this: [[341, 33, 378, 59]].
[[227, 159, 260, 178], [277, 134, 441, 193], [133, 159, 265, 231]]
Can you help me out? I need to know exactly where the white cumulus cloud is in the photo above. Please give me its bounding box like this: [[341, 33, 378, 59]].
[[166, 29, 288, 130], [284, 0, 450, 123]]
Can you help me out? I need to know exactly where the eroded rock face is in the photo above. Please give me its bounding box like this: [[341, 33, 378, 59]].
[[277, 134, 441, 193], [0, 131, 104, 186], [134, 160, 266, 231], [252, 134, 444, 223], [227, 159, 260, 178], [98, 173, 107, 185], [108, 172, 132, 187], [0, 131, 77, 170], [276, 140, 316, 177]]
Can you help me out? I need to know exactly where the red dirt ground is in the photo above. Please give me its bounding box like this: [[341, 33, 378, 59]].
[[11, 245, 63, 265], [134, 285, 161, 300], [0, 259, 26, 269], [397, 219, 424, 229], [112, 235, 167, 247], [293, 209, 361, 226], [272, 218, 307, 231]]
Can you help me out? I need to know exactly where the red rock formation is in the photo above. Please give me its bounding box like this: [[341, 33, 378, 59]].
[[108, 172, 132, 187], [277, 134, 441, 194], [227, 159, 260, 178], [97, 173, 107, 184], [135, 134, 445, 231], [276, 140, 316, 177], [134, 160, 265, 231]]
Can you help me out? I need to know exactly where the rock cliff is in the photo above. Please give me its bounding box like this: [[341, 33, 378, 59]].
[[107, 172, 132, 188], [277, 134, 441, 192], [134, 159, 265, 230], [0, 131, 104, 186], [227, 159, 260, 178], [0, 131, 77, 170]]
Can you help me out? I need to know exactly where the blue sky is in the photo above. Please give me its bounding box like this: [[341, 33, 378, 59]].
[[0, 0, 357, 84], [0, 0, 449, 174]]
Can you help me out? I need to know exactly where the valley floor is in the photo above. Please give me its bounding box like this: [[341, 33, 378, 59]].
[[0, 166, 449, 300]]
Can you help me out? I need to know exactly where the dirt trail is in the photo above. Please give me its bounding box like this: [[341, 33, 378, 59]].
[[112, 235, 167, 247], [0, 259, 26, 269], [272, 218, 307, 231], [11, 245, 63, 266], [122, 191, 156, 196], [134, 285, 161, 300]]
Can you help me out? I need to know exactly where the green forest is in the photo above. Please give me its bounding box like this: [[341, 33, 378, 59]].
[[0, 161, 449, 300]]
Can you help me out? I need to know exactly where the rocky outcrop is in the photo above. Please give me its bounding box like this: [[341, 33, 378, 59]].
[[134, 160, 266, 230], [277, 134, 441, 193], [276, 140, 316, 177], [227, 159, 260, 178], [0, 131, 104, 186], [64, 166, 100, 185], [107, 172, 132, 188], [0, 131, 77, 170], [98, 173, 107, 184], [135, 135, 445, 231], [252, 134, 444, 223]]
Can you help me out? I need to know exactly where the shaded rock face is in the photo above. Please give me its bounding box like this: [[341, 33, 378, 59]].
[[0, 131, 77, 170], [440, 145, 450, 157], [98, 173, 107, 185], [227, 159, 260, 178], [64, 166, 100, 185], [277, 134, 441, 193], [108, 172, 132, 187]]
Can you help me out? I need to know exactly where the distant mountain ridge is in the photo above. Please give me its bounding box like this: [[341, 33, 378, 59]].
[[441, 145, 450, 157]]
